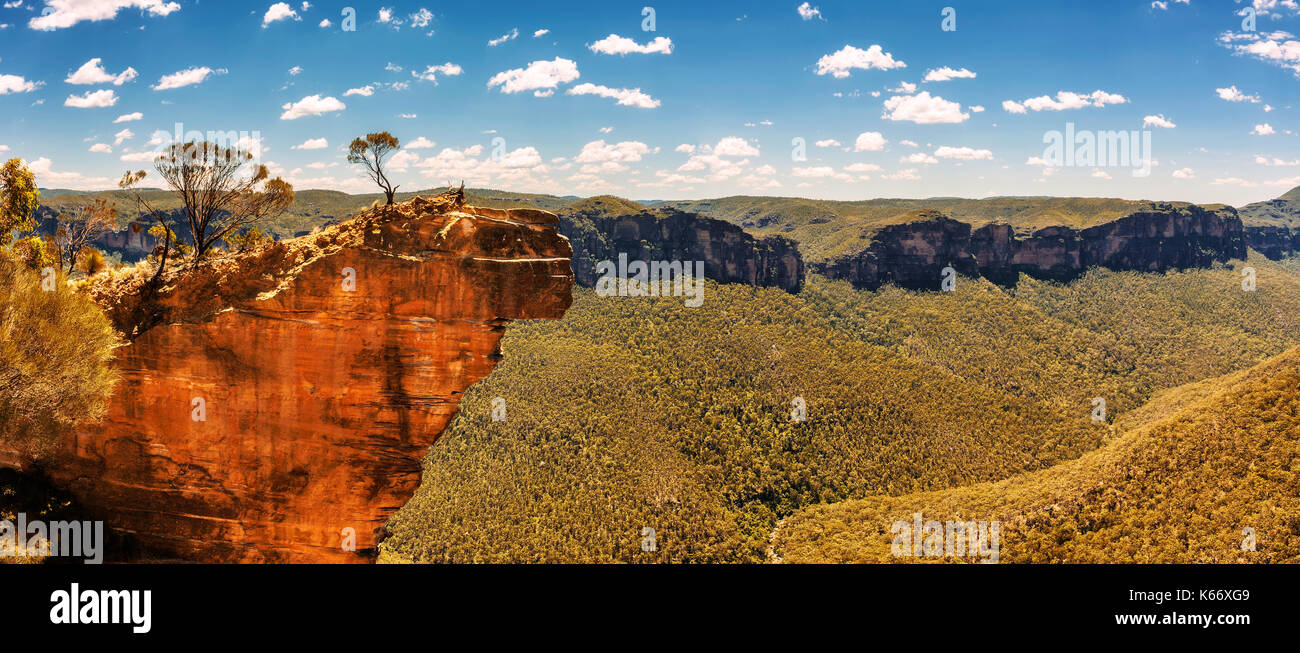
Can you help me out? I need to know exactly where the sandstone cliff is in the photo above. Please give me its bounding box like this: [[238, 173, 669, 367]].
[[1238, 187, 1300, 259], [30, 191, 573, 562], [812, 203, 1246, 290], [560, 199, 804, 292]]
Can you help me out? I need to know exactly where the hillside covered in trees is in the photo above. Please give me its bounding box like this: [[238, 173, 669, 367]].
[[380, 251, 1300, 563]]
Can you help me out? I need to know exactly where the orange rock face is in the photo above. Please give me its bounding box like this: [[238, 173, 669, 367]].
[[42, 194, 572, 562]]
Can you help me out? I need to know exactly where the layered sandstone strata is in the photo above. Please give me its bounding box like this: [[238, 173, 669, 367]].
[[38, 192, 572, 562]]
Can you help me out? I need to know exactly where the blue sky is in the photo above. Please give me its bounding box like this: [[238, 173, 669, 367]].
[[0, 0, 1297, 205]]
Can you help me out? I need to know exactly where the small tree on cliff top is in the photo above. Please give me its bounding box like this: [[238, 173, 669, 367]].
[[53, 197, 117, 274], [152, 141, 294, 266], [1, 158, 40, 247], [348, 132, 401, 205]]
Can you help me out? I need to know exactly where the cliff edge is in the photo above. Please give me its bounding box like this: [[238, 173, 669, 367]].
[[36, 191, 573, 562]]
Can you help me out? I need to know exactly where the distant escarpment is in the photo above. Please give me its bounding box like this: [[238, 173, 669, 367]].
[[559, 196, 804, 292], [1238, 187, 1300, 259], [25, 191, 573, 563], [812, 203, 1246, 290]]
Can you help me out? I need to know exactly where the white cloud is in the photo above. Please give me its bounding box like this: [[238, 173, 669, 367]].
[[934, 145, 993, 160], [22, 157, 111, 189], [0, 73, 41, 94], [1252, 123, 1276, 135], [488, 57, 579, 95], [882, 91, 969, 124], [113, 128, 133, 145], [288, 66, 303, 76], [589, 34, 673, 55], [902, 152, 938, 164], [793, 166, 851, 181], [488, 28, 519, 46], [576, 140, 652, 168], [533, 28, 549, 37], [29, 0, 180, 31], [853, 131, 887, 151], [409, 8, 433, 28], [797, 2, 823, 20], [412, 62, 463, 83], [1172, 167, 1195, 178], [675, 144, 696, 154], [1216, 85, 1261, 102], [881, 168, 921, 181], [319, 18, 331, 27], [814, 44, 906, 78], [344, 85, 374, 96], [598, 126, 613, 134], [406, 137, 436, 149], [890, 81, 917, 94], [970, 105, 985, 112], [280, 94, 345, 120], [89, 143, 112, 153], [292, 138, 329, 150], [844, 162, 881, 173], [65, 58, 138, 85], [1255, 155, 1300, 166], [923, 66, 976, 82], [1218, 29, 1300, 75], [814, 139, 841, 148], [64, 88, 118, 108], [713, 136, 760, 157], [1091, 169, 1112, 179], [263, 2, 299, 26], [1002, 90, 1128, 112], [565, 83, 660, 108], [1143, 114, 1177, 128], [152, 66, 223, 90]]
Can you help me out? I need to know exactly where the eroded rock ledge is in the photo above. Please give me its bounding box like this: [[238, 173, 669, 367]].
[[812, 203, 1246, 290], [41, 192, 573, 562]]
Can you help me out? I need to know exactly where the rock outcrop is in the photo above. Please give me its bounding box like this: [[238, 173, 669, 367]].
[[812, 203, 1246, 290], [1238, 188, 1300, 259], [560, 203, 804, 292], [32, 192, 573, 562]]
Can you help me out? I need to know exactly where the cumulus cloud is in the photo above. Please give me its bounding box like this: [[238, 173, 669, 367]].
[[1255, 155, 1300, 166], [1143, 114, 1176, 128], [853, 131, 887, 151], [1252, 123, 1276, 135], [882, 91, 969, 123], [152, 66, 223, 90], [797, 2, 823, 20], [815, 139, 841, 148], [114, 111, 143, 122], [64, 88, 118, 108], [89, 143, 112, 153], [814, 44, 906, 78], [575, 140, 652, 167], [65, 58, 137, 85], [0, 73, 41, 94], [565, 83, 660, 108], [589, 34, 673, 55], [30, 0, 180, 31], [923, 66, 976, 82], [263, 2, 299, 26], [292, 138, 328, 150], [934, 145, 993, 160], [488, 28, 518, 46], [412, 62, 463, 83], [113, 128, 133, 145], [712, 136, 760, 156], [1216, 85, 1261, 102], [280, 94, 346, 119], [902, 152, 938, 164], [344, 85, 374, 96], [534, 28, 549, 37], [1172, 167, 1195, 178], [1218, 29, 1300, 76], [22, 157, 111, 189], [488, 57, 580, 95], [1002, 90, 1128, 113]]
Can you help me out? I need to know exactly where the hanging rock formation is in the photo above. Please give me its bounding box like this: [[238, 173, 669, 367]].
[[33, 192, 573, 563]]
